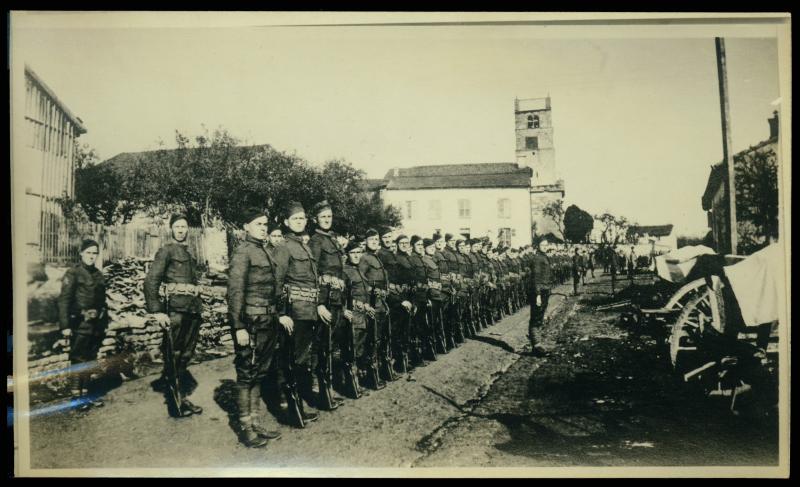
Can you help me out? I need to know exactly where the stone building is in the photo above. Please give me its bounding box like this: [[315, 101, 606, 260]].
[[515, 97, 566, 237]]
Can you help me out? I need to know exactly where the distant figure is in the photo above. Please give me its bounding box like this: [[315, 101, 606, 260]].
[[627, 246, 636, 283]]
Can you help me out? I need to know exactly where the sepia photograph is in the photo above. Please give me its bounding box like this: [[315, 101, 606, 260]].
[[9, 12, 791, 477]]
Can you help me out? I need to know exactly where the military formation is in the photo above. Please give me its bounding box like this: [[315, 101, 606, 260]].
[[58, 201, 642, 448]]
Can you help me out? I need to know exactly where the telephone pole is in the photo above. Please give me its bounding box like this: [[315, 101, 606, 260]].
[[715, 37, 738, 254]]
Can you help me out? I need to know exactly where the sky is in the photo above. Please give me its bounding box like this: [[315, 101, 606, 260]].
[[12, 16, 783, 237]]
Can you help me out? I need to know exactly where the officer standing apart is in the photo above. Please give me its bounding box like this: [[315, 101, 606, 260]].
[[226, 208, 285, 448], [59, 239, 107, 411], [144, 214, 205, 418], [308, 200, 346, 411], [529, 239, 553, 354]]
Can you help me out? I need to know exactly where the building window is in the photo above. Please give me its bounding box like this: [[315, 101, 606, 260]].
[[498, 228, 512, 247], [405, 201, 416, 220], [527, 115, 534, 129], [497, 198, 511, 219], [428, 200, 441, 220], [525, 136, 538, 150], [458, 199, 471, 219], [533, 115, 540, 128]]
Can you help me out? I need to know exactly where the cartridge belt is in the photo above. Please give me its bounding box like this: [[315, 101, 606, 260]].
[[388, 283, 409, 293], [352, 300, 369, 311], [440, 274, 452, 282], [319, 274, 346, 290], [367, 287, 389, 298], [162, 282, 200, 296], [286, 285, 319, 303], [427, 281, 442, 291], [244, 304, 277, 316]]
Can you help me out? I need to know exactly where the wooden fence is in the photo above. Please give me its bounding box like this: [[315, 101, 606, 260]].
[[39, 214, 207, 267]]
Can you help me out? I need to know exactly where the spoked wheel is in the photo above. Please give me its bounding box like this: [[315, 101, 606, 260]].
[[668, 278, 723, 379]]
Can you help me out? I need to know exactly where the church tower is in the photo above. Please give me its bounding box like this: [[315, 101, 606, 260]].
[[515, 96, 565, 239]]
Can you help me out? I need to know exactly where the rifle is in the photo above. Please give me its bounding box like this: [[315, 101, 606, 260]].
[[366, 283, 385, 389], [281, 292, 306, 428], [316, 286, 337, 410], [343, 283, 361, 398], [160, 295, 182, 416]]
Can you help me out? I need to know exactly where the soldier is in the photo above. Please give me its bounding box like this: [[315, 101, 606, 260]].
[[359, 228, 398, 383], [308, 200, 346, 411], [572, 247, 582, 295], [392, 235, 417, 371], [627, 246, 637, 283], [408, 235, 436, 362], [342, 239, 372, 397], [436, 233, 460, 348], [272, 201, 325, 424], [468, 239, 486, 330], [144, 214, 204, 418], [58, 239, 107, 411], [422, 238, 448, 355], [456, 238, 478, 338], [529, 239, 553, 353], [587, 246, 596, 278], [268, 226, 284, 250], [226, 208, 284, 448]]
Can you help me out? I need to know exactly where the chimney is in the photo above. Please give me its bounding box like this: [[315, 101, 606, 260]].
[[768, 110, 779, 139]]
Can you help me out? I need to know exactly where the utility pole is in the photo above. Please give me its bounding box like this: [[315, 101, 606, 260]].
[[715, 37, 737, 255]]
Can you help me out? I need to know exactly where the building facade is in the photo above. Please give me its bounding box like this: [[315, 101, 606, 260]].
[[702, 112, 779, 255], [20, 65, 87, 263], [514, 97, 566, 237], [381, 164, 533, 248]]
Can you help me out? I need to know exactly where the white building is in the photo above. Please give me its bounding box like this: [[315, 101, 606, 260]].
[[381, 163, 534, 248]]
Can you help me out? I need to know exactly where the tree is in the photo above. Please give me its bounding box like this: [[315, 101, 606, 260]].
[[541, 200, 565, 240], [734, 148, 779, 254], [596, 212, 629, 245], [563, 204, 594, 243]]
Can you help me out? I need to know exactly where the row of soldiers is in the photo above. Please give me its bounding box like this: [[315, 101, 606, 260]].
[[56, 201, 562, 449]]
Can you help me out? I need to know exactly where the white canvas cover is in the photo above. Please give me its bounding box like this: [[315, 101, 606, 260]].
[[723, 243, 784, 327], [654, 245, 716, 282]]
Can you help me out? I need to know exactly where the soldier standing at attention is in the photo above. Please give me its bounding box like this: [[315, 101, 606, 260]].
[[457, 238, 478, 338], [529, 239, 553, 354], [226, 208, 285, 448], [437, 233, 461, 348], [308, 200, 346, 411], [144, 214, 204, 418], [627, 246, 637, 284], [272, 201, 326, 420], [392, 235, 417, 372], [359, 228, 398, 383], [59, 239, 107, 411], [342, 239, 372, 397], [422, 238, 447, 355], [408, 235, 435, 362]]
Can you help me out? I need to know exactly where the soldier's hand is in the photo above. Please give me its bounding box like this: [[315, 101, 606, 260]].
[[401, 300, 412, 312], [536, 295, 542, 307], [61, 328, 72, 337], [366, 306, 376, 319], [279, 315, 294, 335], [317, 305, 332, 324], [343, 309, 354, 321], [235, 329, 250, 347]]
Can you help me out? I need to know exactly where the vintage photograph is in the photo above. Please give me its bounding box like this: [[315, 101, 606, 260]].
[[10, 12, 790, 477]]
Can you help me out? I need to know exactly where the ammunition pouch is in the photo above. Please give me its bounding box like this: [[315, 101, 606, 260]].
[[286, 285, 319, 304]]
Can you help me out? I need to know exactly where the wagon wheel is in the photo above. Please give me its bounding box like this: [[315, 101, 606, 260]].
[[663, 278, 710, 313], [669, 281, 723, 376]]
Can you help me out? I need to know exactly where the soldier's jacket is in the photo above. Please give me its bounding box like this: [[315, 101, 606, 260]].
[[58, 263, 106, 331], [408, 252, 429, 304], [273, 233, 319, 322], [421, 254, 444, 301], [393, 251, 415, 294], [227, 235, 280, 331], [572, 254, 583, 276], [309, 229, 346, 307], [531, 252, 553, 292], [144, 241, 202, 314], [343, 261, 370, 329], [359, 249, 389, 312], [467, 253, 482, 286], [454, 252, 470, 297], [432, 250, 452, 295]]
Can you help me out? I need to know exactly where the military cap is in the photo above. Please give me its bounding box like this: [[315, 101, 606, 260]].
[[169, 213, 188, 228], [365, 227, 380, 239], [469, 238, 482, 246], [444, 233, 454, 241], [456, 239, 467, 248], [345, 240, 363, 253], [395, 234, 409, 243], [240, 207, 267, 226], [379, 226, 393, 237], [423, 238, 435, 248], [80, 238, 99, 252], [432, 232, 443, 241], [311, 200, 333, 216], [410, 235, 423, 246], [284, 201, 305, 218]]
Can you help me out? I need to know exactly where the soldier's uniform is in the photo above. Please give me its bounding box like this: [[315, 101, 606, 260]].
[[358, 229, 396, 383], [342, 246, 372, 394], [144, 215, 204, 417], [572, 251, 583, 295], [227, 215, 282, 447], [439, 234, 462, 347], [408, 236, 434, 363], [456, 240, 478, 338], [529, 249, 553, 342], [466, 241, 485, 330], [422, 238, 447, 355], [272, 203, 325, 414], [58, 239, 107, 409], [389, 236, 415, 373], [308, 214, 347, 410]]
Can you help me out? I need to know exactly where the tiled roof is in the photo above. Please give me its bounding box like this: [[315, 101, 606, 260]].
[[384, 163, 532, 190], [358, 178, 388, 192]]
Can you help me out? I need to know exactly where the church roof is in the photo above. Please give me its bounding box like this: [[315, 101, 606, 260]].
[[383, 163, 532, 190]]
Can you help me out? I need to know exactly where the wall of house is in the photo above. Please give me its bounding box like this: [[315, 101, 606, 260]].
[[382, 187, 532, 247]]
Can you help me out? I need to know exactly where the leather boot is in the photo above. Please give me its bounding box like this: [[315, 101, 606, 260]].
[[366, 362, 386, 390], [250, 384, 281, 440], [236, 385, 268, 448], [380, 358, 399, 382], [394, 351, 409, 374], [342, 362, 362, 399], [316, 371, 342, 411]]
